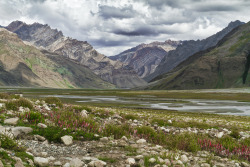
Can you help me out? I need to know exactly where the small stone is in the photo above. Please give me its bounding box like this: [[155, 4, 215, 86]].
[[0, 160, 3, 167], [216, 132, 224, 138], [4, 117, 19, 125], [14, 158, 24, 167], [34, 135, 46, 141], [88, 160, 107, 167], [40, 152, 48, 157], [149, 158, 156, 163], [11, 127, 33, 138], [126, 158, 136, 165], [54, 161, 62, 166], [61, 135, 73, 145], [63, 163, 70, 167], [70, 158, 84, 167], [168, 120, 172, 124], [47, 156, 55, 161], [27, 159, 34, 166], [34, 157, 49, 167], [100, 137, 109, 142], [121, 136, 128, 141], [80, 110, 88, 118], [37, 123, 47, 128], [201, 163, 210, 167], [241, 162, 250, 167], [136, 139, 147, 144], [135, 155, 144, 160], [181, 155, 188, 163], [164, 159, 171, 166]]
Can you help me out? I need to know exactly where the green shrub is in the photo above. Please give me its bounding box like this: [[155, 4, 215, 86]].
[[5, 98, 33, 111], [69, 105, 92, 113], [124, 114, 139, 120], [218, 136, 239, 151], [103, 123, 130, 139], [24, 111, 43, 124], [0, 134, 25, 152], [151, 118, 167, 126], [0, 93, 10, 99], [94, 109, 114, 118], [44, 97, 63, 108], [230, 129, 240, 139]]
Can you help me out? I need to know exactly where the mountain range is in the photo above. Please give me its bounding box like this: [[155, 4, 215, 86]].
[[0, 20, 248, 90], [110, 40, 180, 78], [145, 21, 250, 89], [6, 21, 146, 88], [145, 20, 245, 82]]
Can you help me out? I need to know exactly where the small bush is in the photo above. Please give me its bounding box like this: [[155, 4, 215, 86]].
[[44, 97, 63, 107], [0, 134, 25, 152], [103, 123, 130, 139], [69, 105, 92, 113], [94, 109, 114, 118], [0, 93, 10, 99], [151, 118, 167, 126], [124, 114, 139, 120], [24, 111, 43, 124], [5, 98, 33, 111], [230, 129, 240, 139]]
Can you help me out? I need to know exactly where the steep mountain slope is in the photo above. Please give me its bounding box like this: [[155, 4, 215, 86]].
[[110, 40, 180, 78], [145, 20, 245, 82], [0, 28, 115, 88], [6, 21, 146, 88], [146, 21, 250, 90]]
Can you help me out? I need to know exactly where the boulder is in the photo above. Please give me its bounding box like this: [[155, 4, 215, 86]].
[[149, 158, 156, 163], [216, 132, 224, 138], [100, 137, 109, 143], [61, 135, 73, 145], [34, 157, 49, 167], [37, 123, 47, 128], [88, 160, 107, 167], [180, 155, 188, 163], [126, 158, 136, 165], [136, 139, 147, 144], [70, 158, 84, 167], [80, 110, 88, 118], [11, 127, 33, 138], [4, 117, 19, 125]]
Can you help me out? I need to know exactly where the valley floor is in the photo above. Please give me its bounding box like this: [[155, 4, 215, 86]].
[[0, 89, 249, 166]]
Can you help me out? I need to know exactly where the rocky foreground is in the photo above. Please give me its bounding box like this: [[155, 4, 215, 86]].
[[0, 94, 249, 167]]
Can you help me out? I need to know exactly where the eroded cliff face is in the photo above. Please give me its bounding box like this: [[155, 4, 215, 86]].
[[146, 20, 245, 82], [0, 28, 115, 89], [110, 40, 180, 78], [7, 21, 147, 88], [145, 22, 250, 90]]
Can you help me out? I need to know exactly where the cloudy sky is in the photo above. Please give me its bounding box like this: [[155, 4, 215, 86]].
[[0, 0, 249, 56]]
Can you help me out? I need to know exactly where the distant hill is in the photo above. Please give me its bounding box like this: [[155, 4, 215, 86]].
[[145, 21, 250, 90], [6, 21, 147, 88], [0, 28, 115, 88], [145, 20, 245, 82], [110, 40, 180, 78]]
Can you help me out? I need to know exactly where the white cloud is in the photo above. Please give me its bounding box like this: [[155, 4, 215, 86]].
[[0, 0, 249, 56]]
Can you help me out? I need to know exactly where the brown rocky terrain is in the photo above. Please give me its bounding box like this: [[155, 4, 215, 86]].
[[110, 40, 180, 78], [6, 21, 147, 88], [145, 20, 245, 82], [145, 21, 250, 90], [0, 28, 115, 89]]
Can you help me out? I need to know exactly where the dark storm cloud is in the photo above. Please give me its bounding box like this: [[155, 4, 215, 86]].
[[113, 26, 162, 36], [99, 5, 136, 19]]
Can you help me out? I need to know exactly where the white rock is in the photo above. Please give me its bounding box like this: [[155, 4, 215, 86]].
[[34, 157, 49, 167], [80, 110, 88, 118], [216, 132, 224, 138], [135, 155, 144, 160], [149, 158, 156, 163], [63, 163, 70, 167], [40, 152, 48, 157], [70, 158, 84, 167], [0, 103, 5, 108], [126, 158, 136, 165], [4, 117, 19, 125], [37, 123, 47, 128], [11, 127, 33, 138], [61, 135, 73, 145], [137, 139, 147, 144], [181, 155, 189, 163], [168, 120, 172, 124], [34, 135, 46, 141], [121, 136, 128, 141], [82, 156, 98, 162], [88, 160, 107, 167], [54, 161, 62, 166], [100, 137, 109, 142]]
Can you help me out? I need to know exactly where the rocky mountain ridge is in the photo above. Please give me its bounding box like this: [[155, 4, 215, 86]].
[[145, 20, 245, 82], [6, 21, 147, 88], [110, 40, 180, 78], [145, 21, 250, 90], [0, 28, 115, 88]]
